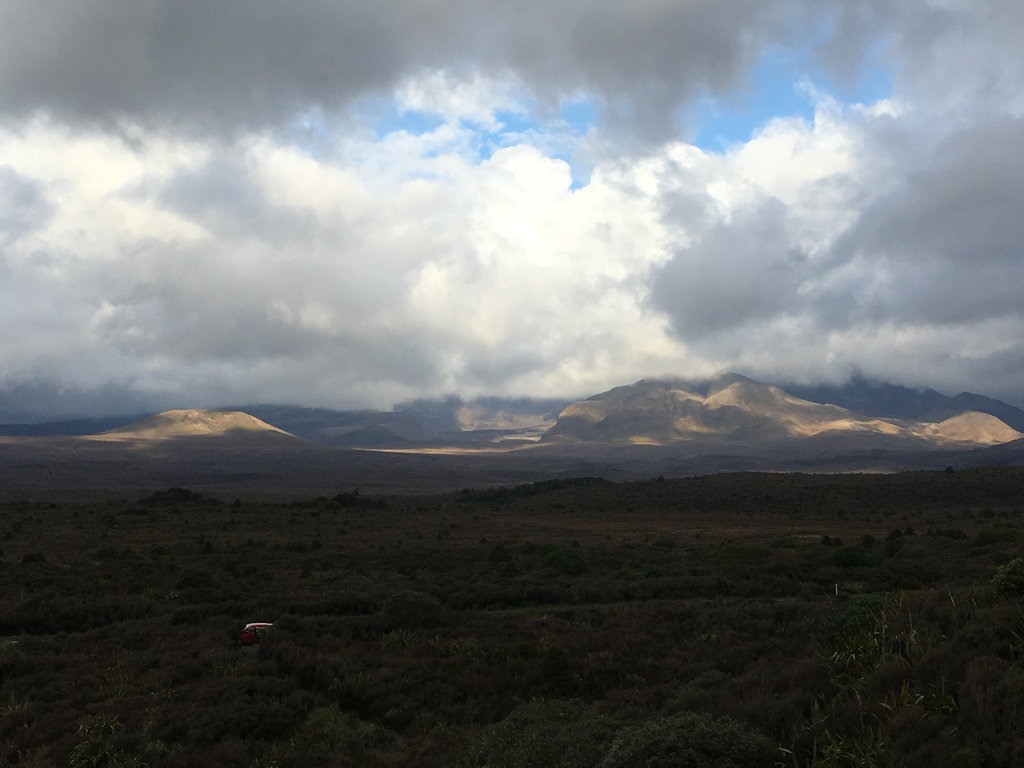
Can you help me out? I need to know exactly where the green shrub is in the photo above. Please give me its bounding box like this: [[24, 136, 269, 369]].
[[951, 748, 985, 768], [291, 706, 396, 755], [379, 589, 442, 629], [992, 557, 1024, 598], [68, 714, 144, 768], [972, 525, 1019, 548], [832, 546, 878, 569], [598, 711, 775, 768], [485, 699, 619, 768], [826, 593, 886, 642], [715, 541, 770, 562], [175, 567, 215, 589], [541, 544, 588, 576], [930, 528, 967, 540], [769, 560, 796, 578], [169, 606, 202, 625]]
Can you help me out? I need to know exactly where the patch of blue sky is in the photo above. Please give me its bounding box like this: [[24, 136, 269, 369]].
[[691, 45, 891, 152], [278, 98, 449, 165], [563, 159, 594, 191], [491, 109, 540, 136], [559, 99, 598, 135], [461, 105, 595, 186], [369, 101, 446, 140], [554, 99, 599, 189], [469, 103, 597, 190], [336, 91, 600, 189], [463, 124, 521, 165]]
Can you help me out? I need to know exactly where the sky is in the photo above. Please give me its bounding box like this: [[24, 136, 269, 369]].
[[2, 0, 1024, 420]]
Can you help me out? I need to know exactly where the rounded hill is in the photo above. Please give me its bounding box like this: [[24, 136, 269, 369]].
[[101, 409, 293, 439]]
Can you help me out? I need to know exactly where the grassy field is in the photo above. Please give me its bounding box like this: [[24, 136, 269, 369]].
[[2, 468, 1024, 766]]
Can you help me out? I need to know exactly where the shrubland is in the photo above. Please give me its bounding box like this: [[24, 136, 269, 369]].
[[1, 468, 1024, 766]]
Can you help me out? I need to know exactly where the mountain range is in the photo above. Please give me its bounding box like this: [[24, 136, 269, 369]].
[[3, 374, 1024, 451], [3, 374, 1024, 496], [783, 375, 1024, 433], [543, 374, 1023, 447]]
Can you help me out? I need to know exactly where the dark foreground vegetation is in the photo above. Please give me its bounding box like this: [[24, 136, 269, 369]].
[[3, 467, 1024, 766]]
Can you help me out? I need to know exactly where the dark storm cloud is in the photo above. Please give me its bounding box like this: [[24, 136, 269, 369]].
[[649, 199, 808, 339], [0, 0, 860, 138], [0, 377, 159, 422], [0, 0, 410, 132], [479, 0, 787, 138], [889, 0, 1024, 115], [831, 117, 1024, 327], [849, 119, 1024, 263]]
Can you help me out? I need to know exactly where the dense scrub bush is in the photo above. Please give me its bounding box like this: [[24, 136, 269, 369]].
[[992, 558, 1024, 598], [379, 589, 442, 629], [833, 546, 878, 569], [484, 699, 619, 768], [929, 528, 968, 539], [290, 705, 403, 761], [826, 593, 886, 642], [956, 655, 1024, 762], [175, 566, 215, 590], [68, 714, 144, 768], [598, 711, 775, 768], [540, 543, 588, 576], [951, 748, 986, 768], [972, 525, 1019, 548], [715, 541, 770, 562]]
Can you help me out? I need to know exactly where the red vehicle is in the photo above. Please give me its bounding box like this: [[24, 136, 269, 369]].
[[240, 622, 272, 646]]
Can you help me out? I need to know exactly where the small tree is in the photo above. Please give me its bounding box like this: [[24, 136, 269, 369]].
[[992, 557, 1024, 599]]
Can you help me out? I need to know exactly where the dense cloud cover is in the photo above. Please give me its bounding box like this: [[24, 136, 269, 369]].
[[2, 1, 1023, 419]]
